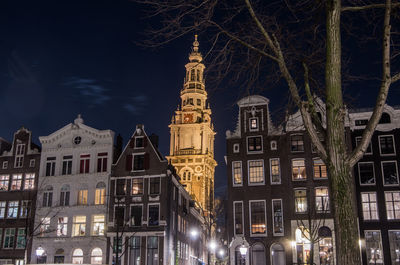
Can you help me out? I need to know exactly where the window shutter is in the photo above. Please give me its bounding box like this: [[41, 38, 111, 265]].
[[126, 155, 133, 171], [144, 153, 150, 170]]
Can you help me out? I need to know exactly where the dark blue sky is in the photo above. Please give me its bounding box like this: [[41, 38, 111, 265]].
[[0, 0, 399, 196]]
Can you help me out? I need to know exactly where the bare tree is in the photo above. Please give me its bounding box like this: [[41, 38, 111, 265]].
[[136, 0, 400, 263]]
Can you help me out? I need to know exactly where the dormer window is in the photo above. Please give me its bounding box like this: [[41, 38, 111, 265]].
[[249, 118, 259, 131], [355, 119, 368, 126], [379, 112, 391, 124], [14, 144, 25, 168]]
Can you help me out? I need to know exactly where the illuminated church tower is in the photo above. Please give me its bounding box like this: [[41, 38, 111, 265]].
[[167, 35, 217, 212]]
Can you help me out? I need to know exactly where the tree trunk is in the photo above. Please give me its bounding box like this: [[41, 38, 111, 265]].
[[325, 1, 361, 264]]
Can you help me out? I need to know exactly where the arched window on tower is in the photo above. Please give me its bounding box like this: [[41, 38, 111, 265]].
[[191, 69, 195, 81], [197, 70, 200, 81]]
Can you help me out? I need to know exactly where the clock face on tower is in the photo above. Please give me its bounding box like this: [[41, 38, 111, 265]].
[[184, 114, 193, 123]]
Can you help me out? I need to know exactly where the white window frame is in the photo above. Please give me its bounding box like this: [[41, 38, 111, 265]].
[[2, 161, 8, 169], [233, 201, 244, 236], [315, 187, 330, 213], [249, 117, 259, 132], [247, 159, 265, 186], [14, 144, 25, 168], [313, 158, 327, 179], [115, 178, 127, 196], [57, 216, 68, 237], [364, 230, 384, 264], [91, 214, 105, 236], [292, 158, 307, 181], [378, 135, 396, 156], [270, 140, 277, 151], [361, 192, 379, 221], [134, 136, 145, 149], [290, 134, 304, 153], [24, 173, 35, 190], [355, 136, 373, 155], [233, 143, 240, 153], [130, 203, 143, 227], [232, 161, 243, 187], [246, 135, 263, 154], [249, 200, 267, 237], [147, 203, 160, 227], [269, 158, 281, 185], [381, 160, 399, 186], [272, 199, 284, 236], [385, 191, 400, 220], [148, 177, 161, 195], [358, 162, 376, 186], [132, 152, 146, 172], [29, 159, 35, 168]]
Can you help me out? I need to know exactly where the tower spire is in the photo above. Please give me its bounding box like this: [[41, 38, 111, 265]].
[[189, 34, 202, 63]]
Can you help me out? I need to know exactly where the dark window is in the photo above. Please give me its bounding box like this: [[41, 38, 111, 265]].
[[131, 178, 143, 195], [60, 185, 70, 206], [382, 161, 399, 185], [130, 237, 141, 264], [291, 135, 304, 152], [135, 137, 144, 148], [116, 179, 126, 196], [97, 153, 108, 172], [147, 236, 159, 265], [272, 200, 284, 235], [197, 99, 201, 106], [355, 119, 368, 126], [46, 157, 56, 176], [133, 155, 145, 171], [247, 136, 262, 152], [79, 154, 90, 174], [62, 156, 72, 175], [379, 135, 395, 155], [115, 207, 125, 227], [148, 205, 159, 226], [234, 202, 243, 235], [190, 69, 195, 81], [355, 137, 372, 154], [130, 205, 142, 226], [358, 162, 375, 185], [149, 178, 160, 195], [43, 186, 53, 207]]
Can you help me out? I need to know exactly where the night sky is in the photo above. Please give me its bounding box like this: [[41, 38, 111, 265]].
[[1, 0, 399, 197]]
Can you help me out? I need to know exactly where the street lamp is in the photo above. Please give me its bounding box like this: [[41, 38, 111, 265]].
[[239, 243, 248, 265], [190, 228, 199, 239], [218, 249, 225, 258], [209, 240, 217, 252], [36, 247, 45, 257]]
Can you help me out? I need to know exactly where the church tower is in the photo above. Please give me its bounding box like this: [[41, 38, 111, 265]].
[[167, 35, 217, 212]]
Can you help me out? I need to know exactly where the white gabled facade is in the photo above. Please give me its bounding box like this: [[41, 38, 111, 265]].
[[31, 115, 114, 264]]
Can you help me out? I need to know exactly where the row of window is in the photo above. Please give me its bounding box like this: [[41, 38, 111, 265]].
[[114, 203, 160, 227], [36, 248, 103, 264], [358, 161, 400, 186], [0, 200, 31, 219], [1, 144, 33, 169], [233, 189, 330, 236], [360, 191, 400, 221], [39, 215, 105, 237], [42, 182, 106, 207], [232, 158, 327, 186], [238, 134, 396, 156], [45, 152, 108, 176], [0, 173, 35, 191], [114, 236, 158, 265], [115, 177, 160, 196]]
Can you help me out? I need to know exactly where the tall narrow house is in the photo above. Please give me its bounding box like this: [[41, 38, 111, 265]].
[[167, 35, 217, 212], [30, 115, 114, 264]]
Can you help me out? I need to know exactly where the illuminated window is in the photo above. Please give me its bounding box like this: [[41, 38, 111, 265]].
[[315, 187, 330, 213], [24, 173, 35, 190], [72, 249, 84, 264], [95, 182, 106, 205], [57, 217, 68, 237], [72, 216, 86, 237], [365, 231, 384, 264], [385, 191, 400, 220], [20, 200, 31, 218], [0, 175, 9, 191], [131, 178, 143, 195], [248, 160, 264, 184], [0, 202, 6, 218], [232, 161, 242, 186], [249, 117, 258, 131], [16, 228, 25, 249], [292, 159, 306, 180], [91, 248, 103, 264], [3, 228, 15, 248], [7, 201, 18, 218], [40, 218, 50, 236], [97, 153, 108, 172], [270, 158, 281, 184], [388, 231, 400, 264], [92, 215, 105, 236], [361, 192, 378, 220], [290, 135, 304, 152], [313, 159, 327, 179], [295, 189, 307, 213], [250, 201, 266, 235], [77, 189, 88, 205], [11, 174, 22, 190], [79, 154, 90, 174]]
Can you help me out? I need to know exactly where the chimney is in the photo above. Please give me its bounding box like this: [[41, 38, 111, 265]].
[[149, 133, 159, 148]]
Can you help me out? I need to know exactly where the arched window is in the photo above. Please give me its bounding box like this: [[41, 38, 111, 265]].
[[54, 248, 65, 263], [95, 182, 106, 205], [379, 112, 391, 124], [91, 248, 102, 264], [318, 227, 333, 265], [296, 227, 311, 264], [72, 249, 83, 264], [234, 246, 245, 265], [60, 185, 70, 206], [271, 243, 285, 265], [251, 243, 266, 265], [77, 184, 88, 205], [36, 247, 47, 264], [196, 69, 200, 81], [191, 69, 195, 81]]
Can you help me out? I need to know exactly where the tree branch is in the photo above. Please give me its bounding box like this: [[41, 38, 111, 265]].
[[348, 0, 393, 166], [342, 2, 400, 12]]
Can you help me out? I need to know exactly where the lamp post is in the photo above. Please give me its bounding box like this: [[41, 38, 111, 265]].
[[36, 247, 45, 264], [208, 240, 217, 265], [239, 243, 248, 265], [189, 228, 199, 264]]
